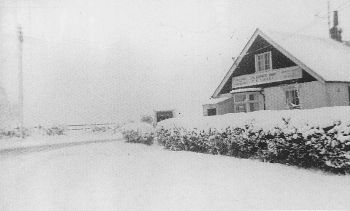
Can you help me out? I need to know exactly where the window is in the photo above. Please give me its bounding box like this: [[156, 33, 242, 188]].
[[285, 89, 300, 109], [234, 94, 246, 102], [207, 108, 217, 116], [233, 93, 261, 113], [249, 102, 260, 112], [235, 104, 247, 113], [255, 52, 272, 72]]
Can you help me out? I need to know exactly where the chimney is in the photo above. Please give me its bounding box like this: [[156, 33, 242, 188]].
[[333, 11, 338, 27], [329, 10, 342, 42]]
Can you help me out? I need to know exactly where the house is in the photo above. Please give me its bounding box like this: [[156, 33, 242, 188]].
[[203, 27, 350, 116]]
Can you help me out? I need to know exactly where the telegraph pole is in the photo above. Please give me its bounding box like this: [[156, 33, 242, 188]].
[[18, 26, 24, 139], [327, 1, 331, 37]]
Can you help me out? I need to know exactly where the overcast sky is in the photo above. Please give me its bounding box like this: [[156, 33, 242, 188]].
[[1, 0, 350, 126]]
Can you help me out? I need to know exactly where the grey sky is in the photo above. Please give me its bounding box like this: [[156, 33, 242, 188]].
[[1, 0, 350, 125]]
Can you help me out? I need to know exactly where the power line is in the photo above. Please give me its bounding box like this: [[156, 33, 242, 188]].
[[316, 0, 350, 18], [334, 0, 350, 10], [241, 18, 324, 57]]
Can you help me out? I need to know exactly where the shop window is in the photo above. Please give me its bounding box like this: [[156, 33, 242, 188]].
[[235, 104, 247, 113], [233, 92, 261, 113], [207, 108, 217, 116], [285, 89, 300, 109], [249, 102, 260, 112], [255, 52, 272, 72], [234, 94, 246, 102]]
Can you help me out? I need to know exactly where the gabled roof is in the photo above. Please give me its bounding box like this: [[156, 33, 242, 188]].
[[212, 28, 350, 98]]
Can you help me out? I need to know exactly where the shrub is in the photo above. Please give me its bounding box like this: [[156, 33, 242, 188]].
[[0, 127, 31, 139], [91, 125, 107, 133], [121, 122, 155, 145], [140, 115, 154, 125], [122, 130, 154, 145], [45, 125, 67, 136]]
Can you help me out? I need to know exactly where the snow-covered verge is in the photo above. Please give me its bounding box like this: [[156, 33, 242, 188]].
[[120, 122, 155, 145], [1, 140, 350, 210], [0, 128, 122, 152], [156, 106, 350, 174]]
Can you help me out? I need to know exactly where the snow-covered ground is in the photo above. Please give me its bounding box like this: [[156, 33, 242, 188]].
[[0, 131, 122, 152], [1, 138, 350, 210]]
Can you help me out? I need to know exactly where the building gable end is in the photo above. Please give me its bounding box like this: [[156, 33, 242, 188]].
[[212, 29, 325, 98]]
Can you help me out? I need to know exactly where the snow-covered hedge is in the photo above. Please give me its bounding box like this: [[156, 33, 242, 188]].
[[156, 107, 350, 174], [121, 122, 155, 145]]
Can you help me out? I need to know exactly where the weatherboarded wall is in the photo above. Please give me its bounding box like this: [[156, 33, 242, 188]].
[[264, 81, 329, 110], [264, 81, 350, 110], [264, 86, 286, 110], [326, 82, 350, 107], [204, 81, 350, 116], [203, 97, 235, 116], [202, 104, 217, 116], [217, 98, 235, 115], [299, 81, 328, 109]]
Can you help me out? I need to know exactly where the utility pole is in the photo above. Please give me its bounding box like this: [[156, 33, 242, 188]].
[[18, 26, 24, 139], [327, 1, 331, 37]]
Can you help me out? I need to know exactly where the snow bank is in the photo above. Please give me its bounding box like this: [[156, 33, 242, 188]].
[[0, 132, 123, 152], [121, 122, 154, 134], [158, 106, 350, 132]]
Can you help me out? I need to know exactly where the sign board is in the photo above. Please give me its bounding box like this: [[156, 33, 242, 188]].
[[232, 66, 302, 89]]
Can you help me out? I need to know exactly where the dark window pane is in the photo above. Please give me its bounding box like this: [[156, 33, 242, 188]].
[[249, 94, 256, 101], [249, 102, 259, 112], [207, 108, 216, 116]]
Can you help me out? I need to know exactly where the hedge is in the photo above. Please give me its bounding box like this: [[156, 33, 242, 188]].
[[120, 122, 155, 145], [155, 120, 350, 174]]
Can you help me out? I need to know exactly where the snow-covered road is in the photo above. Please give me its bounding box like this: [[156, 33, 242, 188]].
[[1, 139, 350, 210]]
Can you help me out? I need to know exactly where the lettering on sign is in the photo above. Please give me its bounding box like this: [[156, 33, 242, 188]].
[[232, 66, 302, 88]]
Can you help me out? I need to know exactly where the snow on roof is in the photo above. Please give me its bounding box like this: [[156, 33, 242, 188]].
[[230, 87, 262, 94], [263, 30, 350, 82], [203, 96, 231, 105]]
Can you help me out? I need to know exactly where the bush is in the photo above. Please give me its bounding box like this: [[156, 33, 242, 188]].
[[45, 125, 67, 136], [122, 130, 154, 145], [91, 125, 107, 133], [155, 120, 350, 174], [121, 122, 155, 145], [0, 127, 31, 139], [140, 115, 154, 125]]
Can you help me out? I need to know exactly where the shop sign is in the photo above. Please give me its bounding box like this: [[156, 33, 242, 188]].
[[232, 66, 302, 88]]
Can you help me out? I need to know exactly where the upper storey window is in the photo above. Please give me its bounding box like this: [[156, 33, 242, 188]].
[[255, 51, 272, 72]]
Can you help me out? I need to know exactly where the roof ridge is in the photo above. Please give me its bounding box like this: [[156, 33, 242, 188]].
[[263, 29, 350, 53]]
